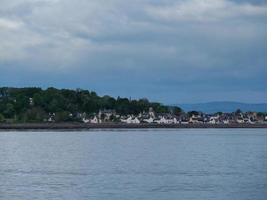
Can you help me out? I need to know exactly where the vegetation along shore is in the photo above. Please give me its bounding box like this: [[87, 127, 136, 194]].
[[0, 87, 267, 129]]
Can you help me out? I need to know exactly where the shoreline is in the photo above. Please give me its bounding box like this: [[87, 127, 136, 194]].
[[1, 123, 267, 130]]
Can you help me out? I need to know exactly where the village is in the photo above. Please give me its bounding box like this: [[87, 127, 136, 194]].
[[68, 108, 267, 125], [1, 89, 267, 126]]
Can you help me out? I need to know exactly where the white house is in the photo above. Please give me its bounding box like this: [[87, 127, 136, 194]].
[[121, 116, 140, 124], [47, 113, 55, 122], [29, 97, 34, 106], [223, 119, 230, 124], [180, 120, 189, 124], [155, 116, 175, 124], [132, 117, 140, 124], [208, 118, 216, 124], [148, 107, 156, 118], [48, 117, 54, 122], [98, 109, 116, 122], [143, 117, 154, 124], [82, 118, 90, 123], [208, 116, 219, 124], [189, 115, 204, 124], [90, 116, 100, 124], [154, 117, 166, 124], [236, 117, 244, 124]]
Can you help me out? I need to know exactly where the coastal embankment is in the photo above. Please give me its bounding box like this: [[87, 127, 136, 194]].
[[1, 123, 267, 130]]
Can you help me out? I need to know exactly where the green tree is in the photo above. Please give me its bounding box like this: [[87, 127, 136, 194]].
[[55, 111, 72, 122], [235, 109, 242, 116], [173, 107, 182, 116], [0, 113, 5, 122], [22, 107, 47, 122], [257, 112, 265, 117], [0, 87, 177, 123], [3, 103, 15, 118]]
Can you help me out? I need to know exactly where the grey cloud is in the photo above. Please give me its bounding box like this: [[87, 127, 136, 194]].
[[146, 0, 267, 22], [0, 0, 266, 103]]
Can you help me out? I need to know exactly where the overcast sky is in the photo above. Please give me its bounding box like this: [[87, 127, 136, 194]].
[[0, 0, 267, 104]]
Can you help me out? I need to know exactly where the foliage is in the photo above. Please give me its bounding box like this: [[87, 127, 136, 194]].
[[235, 109, 242, 115], [188, 111, 199, 116], [257, 112, 265, 117], [0, 113, 4, 122], [172, 106, 182, 116], [0, 87, 181, 123]]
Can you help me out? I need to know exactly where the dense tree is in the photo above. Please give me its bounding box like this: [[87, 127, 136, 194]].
[[20, 107, 47, 122], [257, 112, 265, 117], [0, 87, 181, 123], [173, 107, 182, 116], [0, 113, 4, 122], [3, 103, 15, 118], [235, 109, 242, 114], [55, 111, 72, 122], [188, 111, 199, 117]]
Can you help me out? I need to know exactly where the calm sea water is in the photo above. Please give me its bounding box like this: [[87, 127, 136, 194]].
[[0, 129, 267, 200]]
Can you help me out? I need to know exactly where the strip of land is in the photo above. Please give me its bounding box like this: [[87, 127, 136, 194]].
[[1, 123, 267, 130]]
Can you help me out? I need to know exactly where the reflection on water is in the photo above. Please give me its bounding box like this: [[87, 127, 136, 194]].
[[0, 129, 267, 200]]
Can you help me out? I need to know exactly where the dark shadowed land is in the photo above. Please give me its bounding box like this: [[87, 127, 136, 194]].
[[1, 87, 267, 127], [1, 123, 267, 131]]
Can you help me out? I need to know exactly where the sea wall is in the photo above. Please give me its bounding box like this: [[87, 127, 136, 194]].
[[1, 123, 267, 130]]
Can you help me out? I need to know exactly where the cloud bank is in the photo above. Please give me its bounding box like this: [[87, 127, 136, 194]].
[[0, 0, 267, 103]]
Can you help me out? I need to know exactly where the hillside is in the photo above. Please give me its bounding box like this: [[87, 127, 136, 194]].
[[177, 102, 267, 113], [0, 87, 179, 122]]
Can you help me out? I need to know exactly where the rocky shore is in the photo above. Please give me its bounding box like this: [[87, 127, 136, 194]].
[[1, 123, 267, 130]]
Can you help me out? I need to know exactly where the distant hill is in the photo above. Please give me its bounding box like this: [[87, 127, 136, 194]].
[[177, 102, 267, 113]]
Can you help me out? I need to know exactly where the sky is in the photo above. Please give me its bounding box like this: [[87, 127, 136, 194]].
[[0, 0, 267, 104]]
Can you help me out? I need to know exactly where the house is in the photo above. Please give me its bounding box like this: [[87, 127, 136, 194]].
[[222, 119, 229, 124], [98, 109, 116, 121], [121, 116, 140, 124], [29, 98, 34, 106], [173, 117, 178, 124], [132, 117, 140, 124], [154, 117, 166, 124], [82, 118, 90, 123], [148, 107, 156, 118], [236, 117, 244, 124], [179, 114, 189, 124], [180, 119, 189, 124], [90, 116, 100, 124], [142, 117, 154, 124], [189, 114, 204, 124], [47, 113, 55, 122], [154, 116, 177, 124], [208, 118, 216, 124], [48, 117, 54, 122], [208, 116, 219, 124]]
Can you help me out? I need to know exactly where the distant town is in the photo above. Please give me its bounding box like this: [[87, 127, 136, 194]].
[[79, 108, 267, 125], [0, 87, 267, 126]]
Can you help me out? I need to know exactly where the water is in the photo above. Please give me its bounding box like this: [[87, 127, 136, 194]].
[[0, 129, 267, 200]]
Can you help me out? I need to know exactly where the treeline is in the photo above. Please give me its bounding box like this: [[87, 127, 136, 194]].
[[0, 87, 181, 122]]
